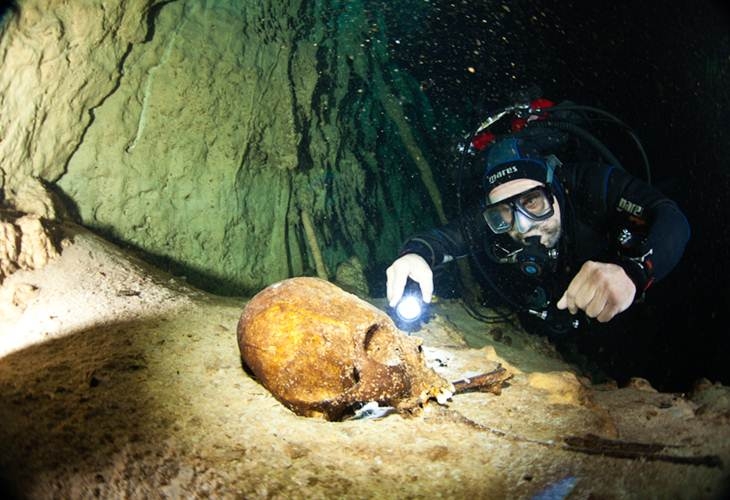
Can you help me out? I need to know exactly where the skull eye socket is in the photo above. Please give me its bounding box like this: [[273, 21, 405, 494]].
[[363, 323, 404, 366], [363, 323, 380, 352]]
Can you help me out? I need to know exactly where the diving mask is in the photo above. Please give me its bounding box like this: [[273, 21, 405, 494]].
[[483, 185, 554, 234]]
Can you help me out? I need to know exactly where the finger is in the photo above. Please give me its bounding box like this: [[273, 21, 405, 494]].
[[557, 294, 568, 310], [568, 297, 579, 315], [558, 265, 586, 314], [386, 265, 407, 307], [559, 282, 580, 315], [388, 274, 407, 307], [418, 276, 433, 303], [596, 286, 632, 323], [411, 267, 433, 303], [584, 288, 608, 319], [557, 288, 578, 314], [565, 262, 600, 314], [575, 286, 598, 315], [596, 302, 619, 323]]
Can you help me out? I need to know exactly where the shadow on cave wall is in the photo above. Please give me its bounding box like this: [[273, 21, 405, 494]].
[[46, 182, 243, 295]]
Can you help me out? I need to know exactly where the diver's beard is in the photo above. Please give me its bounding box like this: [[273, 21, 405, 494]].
[[510, 221, 562, 248]]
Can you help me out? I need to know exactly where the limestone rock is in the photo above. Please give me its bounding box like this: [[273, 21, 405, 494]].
[[0, 211, 60, 284], [0, 0, 150, 191], [0, 1, 439, 294], [0, 220, 18, 279], [0, 283, 39, 320], [626, 377, 658, 392], [691, 379, 730, 419], [4, 178, 60, 220], [237, 277, 453, 421], [527, 371, 591, 407], [334, 255, 370, 297]]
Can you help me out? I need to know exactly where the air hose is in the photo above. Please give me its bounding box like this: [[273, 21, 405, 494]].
[[528, 104, 652, 184]]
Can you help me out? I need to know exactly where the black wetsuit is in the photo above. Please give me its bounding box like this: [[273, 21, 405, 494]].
[[399, 161, 691, 334]]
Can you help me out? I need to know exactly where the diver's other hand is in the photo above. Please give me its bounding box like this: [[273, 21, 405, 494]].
[[386, 254, 433, 307], [556, 260, 636, 323]]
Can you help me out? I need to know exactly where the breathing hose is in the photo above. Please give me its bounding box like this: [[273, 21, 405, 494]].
[[530, 104, 652, 184]]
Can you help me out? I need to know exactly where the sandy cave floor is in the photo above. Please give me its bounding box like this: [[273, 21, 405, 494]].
[[0, 224, 729, 499]]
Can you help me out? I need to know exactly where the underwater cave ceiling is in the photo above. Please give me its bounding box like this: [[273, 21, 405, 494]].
[[0, 0, 442, 295]]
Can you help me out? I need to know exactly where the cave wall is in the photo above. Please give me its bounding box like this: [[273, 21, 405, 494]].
[[0, 0, 151, 215], [0, 0, 439, 294]]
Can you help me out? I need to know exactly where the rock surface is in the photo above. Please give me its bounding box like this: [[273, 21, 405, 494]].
[[0, 1, 150, 204], [0, 0, 438, 294], [0, 210, 60, 286], [0, 226, 728, 499]]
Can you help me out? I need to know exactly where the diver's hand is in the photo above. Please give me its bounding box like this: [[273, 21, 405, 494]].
[[386, 254, 433, 307], [557, 261, 636, 323]]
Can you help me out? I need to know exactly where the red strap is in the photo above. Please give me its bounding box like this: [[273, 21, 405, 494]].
[[471, 131, 496, 151]]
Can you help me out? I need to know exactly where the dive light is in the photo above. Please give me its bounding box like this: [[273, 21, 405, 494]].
[[391, 279, 427, 331]]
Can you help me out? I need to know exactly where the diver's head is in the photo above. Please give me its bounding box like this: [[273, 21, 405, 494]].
[[482, 138, 562, 247]]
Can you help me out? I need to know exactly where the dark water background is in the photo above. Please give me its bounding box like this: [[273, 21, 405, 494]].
[[379, 0, 730, 391]]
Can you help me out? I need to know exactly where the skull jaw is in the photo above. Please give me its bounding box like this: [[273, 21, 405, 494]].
[[266, 359, 454, 422]]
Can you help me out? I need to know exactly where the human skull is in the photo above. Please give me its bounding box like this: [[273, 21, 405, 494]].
[[237, 277, 453, 421]]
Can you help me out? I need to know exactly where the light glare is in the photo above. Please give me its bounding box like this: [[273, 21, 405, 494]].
[[396, 295, 422, 321]]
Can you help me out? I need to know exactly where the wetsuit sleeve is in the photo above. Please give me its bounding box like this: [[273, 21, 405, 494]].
[[398, 210, 483, 268], [580, 164, 691, 291]]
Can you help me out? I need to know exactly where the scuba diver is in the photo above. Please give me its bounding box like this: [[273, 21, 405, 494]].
[[386, 94, 690, 336]]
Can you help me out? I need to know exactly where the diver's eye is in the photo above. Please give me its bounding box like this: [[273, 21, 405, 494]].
[[518, 189, 551, 217]]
